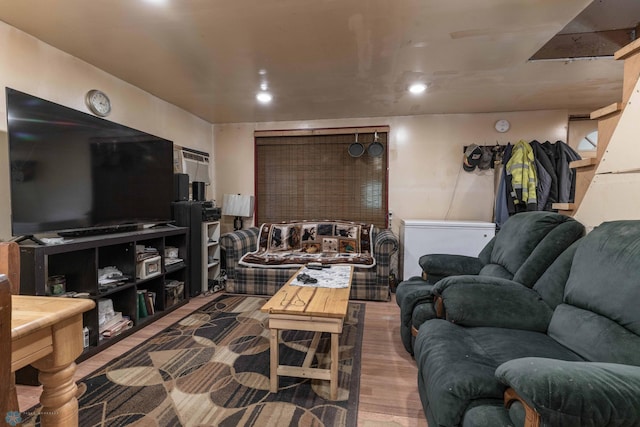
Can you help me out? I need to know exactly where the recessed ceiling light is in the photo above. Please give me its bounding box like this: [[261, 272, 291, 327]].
[[409, 83, 427, 94], [256, 92, 273, 104]]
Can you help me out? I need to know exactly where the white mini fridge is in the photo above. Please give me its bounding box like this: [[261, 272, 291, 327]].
[[400, 219, 496, 280]]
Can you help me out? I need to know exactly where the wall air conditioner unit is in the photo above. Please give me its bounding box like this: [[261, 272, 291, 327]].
[[174, 147, 210, 184]]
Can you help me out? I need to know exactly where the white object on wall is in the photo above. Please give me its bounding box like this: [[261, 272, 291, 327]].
[[399, 219, 496, 280], [174, 147, 210, 183]]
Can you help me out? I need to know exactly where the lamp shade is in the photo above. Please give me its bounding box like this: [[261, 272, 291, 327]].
[[221, 194, 254, 217]]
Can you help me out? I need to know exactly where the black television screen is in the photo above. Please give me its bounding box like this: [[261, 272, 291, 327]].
[[6, 88, 174, 237]]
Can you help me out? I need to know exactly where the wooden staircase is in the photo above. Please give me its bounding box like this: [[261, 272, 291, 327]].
[[554, 38, 640, 216]]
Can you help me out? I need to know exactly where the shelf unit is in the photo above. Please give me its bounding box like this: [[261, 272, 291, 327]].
[[17, 226, 189, 361], [203, 221, 220, 290]]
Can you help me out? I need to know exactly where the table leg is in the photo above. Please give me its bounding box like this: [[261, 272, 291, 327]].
[[270, 328, 279, 393], [330, 332, 339, 400], [30, 314, 85, 427], [32, 361, 79, 427]]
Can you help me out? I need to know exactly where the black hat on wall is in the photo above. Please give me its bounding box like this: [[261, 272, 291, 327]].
[[463, 144, 482, 171]]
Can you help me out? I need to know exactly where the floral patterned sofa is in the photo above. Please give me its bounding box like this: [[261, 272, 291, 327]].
[[220, 220, 398, 301]]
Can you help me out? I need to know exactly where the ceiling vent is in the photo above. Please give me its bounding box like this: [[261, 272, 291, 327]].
[[530, 0, 640, 61]]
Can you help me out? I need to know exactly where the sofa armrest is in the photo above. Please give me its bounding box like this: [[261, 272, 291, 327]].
[[399, 282, 435, 330], [498, 358, 640, 427], [432, 276, 553, 331], [373, 228, 398, 278], [220, 227, 260, 280], [419, 254, 484, 282]]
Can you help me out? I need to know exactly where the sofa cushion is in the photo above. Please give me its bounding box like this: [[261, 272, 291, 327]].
[[549, 304, 640, 366], [395, 277, 435, 353], [418, 254, 485, 281], [510, 217, 584, 286], [395, 277, 433, 308], [227, 266, 298, 295], [239, 220, 376, 268], [548, 221, 640, 365], [415, 319, 583, 427], [496, 358, 640, 427], [219, 228, 259, 280], [531, 239, 579, 310], [478, 211, 583, 287], [412, 301, 437, 330], [227, 262, 391, 301], [434, 276, 554, 331], [462, 404, 515, 427]]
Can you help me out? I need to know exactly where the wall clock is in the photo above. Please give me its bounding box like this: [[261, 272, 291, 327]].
[[85, 89, 111, 117], [494, 119, 510, 133]]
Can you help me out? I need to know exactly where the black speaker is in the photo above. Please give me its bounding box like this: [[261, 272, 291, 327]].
[[174, 173, 189, 201], [172, 201, 204, 297], [192, 181, 205, 201]]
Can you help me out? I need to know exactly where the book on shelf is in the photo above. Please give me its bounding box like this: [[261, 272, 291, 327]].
[[99, 311, 123, 334], [102, 317, 133, 338], [144, 291, 155, 315], [137, 290, 148, 318]]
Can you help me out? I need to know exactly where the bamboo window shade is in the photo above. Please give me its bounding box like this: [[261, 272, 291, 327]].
[[255, 129, 389, 228]]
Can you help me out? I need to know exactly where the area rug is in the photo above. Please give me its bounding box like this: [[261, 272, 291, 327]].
[[25, 294, 365, 427]]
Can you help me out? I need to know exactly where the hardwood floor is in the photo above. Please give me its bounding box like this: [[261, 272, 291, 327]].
[[16, 292, 428, 426]]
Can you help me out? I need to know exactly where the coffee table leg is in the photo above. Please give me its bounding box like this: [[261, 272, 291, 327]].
[[330, 332, 339, 400], [270, 328, 279, 393]]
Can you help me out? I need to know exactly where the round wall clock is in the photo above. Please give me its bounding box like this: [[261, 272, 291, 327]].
[[85, 89, 111, 117], [494, 119, 510, 133]]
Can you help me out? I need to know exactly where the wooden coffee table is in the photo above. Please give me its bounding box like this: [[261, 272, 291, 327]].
[[261, 265, 353, 400]]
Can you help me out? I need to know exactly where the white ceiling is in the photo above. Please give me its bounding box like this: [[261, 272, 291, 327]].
[[0, 0, 635, 124]]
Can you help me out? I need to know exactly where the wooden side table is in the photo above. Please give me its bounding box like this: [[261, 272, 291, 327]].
[[11, 295, 95, 426]]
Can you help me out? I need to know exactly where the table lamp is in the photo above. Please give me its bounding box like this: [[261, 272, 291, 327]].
[[222, 194, 254, 230]]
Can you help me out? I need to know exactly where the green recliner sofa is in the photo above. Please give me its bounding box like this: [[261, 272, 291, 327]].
[[414, 220, 640, 427], [395, 211, 585, 355]]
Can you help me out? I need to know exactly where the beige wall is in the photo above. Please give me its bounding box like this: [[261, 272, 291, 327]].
[[0, 22, 214, 240], [214, 110, 568, 235]]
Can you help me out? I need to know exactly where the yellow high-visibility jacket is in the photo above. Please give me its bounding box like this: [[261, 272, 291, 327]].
[[506, 140, 537, 211]]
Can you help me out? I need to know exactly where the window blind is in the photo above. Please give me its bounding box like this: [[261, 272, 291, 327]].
[[255, 129, 388, 228]]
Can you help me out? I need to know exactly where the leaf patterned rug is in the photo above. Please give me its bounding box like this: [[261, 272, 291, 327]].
[[25, 294, 364, 427]]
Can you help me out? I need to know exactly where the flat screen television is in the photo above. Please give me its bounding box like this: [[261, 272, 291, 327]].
[[6, 87, 174, 238]]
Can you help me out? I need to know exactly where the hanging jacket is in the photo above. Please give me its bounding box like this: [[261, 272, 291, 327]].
[[529, 140, 557, 210], [554, 141, 581, 203], [496, 143, 514, 223], [506, 140, 537, 212], [534, 157, 552, 211], [541, 141, 560, 206]]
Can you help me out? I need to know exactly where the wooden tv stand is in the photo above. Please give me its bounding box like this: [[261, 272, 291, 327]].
[[17, 226, 189, 365]]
